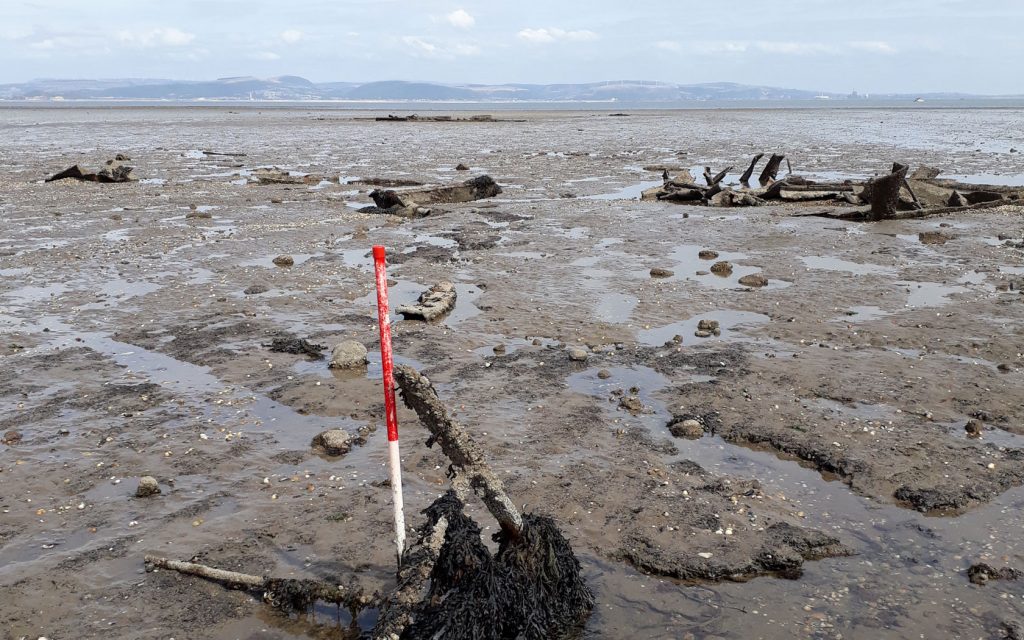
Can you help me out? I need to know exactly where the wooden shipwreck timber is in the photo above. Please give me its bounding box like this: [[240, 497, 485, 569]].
[[642, 154, 1023, 220]]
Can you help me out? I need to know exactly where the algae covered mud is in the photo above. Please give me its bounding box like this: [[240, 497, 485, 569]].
[[2, 105, 1024, 639]]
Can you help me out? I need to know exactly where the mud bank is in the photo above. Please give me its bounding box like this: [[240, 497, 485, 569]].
[[2, 106, 1024, 639]]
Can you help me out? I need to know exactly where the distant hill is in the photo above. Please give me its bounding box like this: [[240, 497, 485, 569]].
[[0, 76, 1014, 102]]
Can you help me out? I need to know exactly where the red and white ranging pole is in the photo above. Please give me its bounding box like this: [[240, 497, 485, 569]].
[[372, 245, 406, 567]]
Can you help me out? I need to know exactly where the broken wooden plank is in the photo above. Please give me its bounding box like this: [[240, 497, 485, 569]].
[[740, 153, 765, 185], [396, 281, 457, 321]]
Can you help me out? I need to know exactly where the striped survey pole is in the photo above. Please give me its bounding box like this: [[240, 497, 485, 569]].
[[372, 245, 406, 568]]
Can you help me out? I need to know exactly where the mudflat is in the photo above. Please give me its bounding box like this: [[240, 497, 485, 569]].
[[2, 106, 1024, 639]]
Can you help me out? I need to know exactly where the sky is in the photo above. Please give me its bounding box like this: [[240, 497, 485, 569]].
[[2, 0, 1022, 94]]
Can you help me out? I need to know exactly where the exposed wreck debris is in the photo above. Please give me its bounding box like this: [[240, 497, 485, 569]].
[[144, 365, 593, 640], [346, 177, 425, 187], [396, 281, 458, 321], [363, 114, 525, 123], [642, 154, 1022, 220], [251, 168, 337, 186], [392, 365, 595, 639], [46, 155, 136, 183], [365, 175, 501, 217]]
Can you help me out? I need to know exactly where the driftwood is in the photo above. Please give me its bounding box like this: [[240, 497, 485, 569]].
[[143, 555, 375, 616], [393, 364, 524, 537], [371, 513, 450, 639], [396, 281, 457, 321], [703, 166, 732, 186], [758, 153, 786, 186], [740, 153, 764, 185]]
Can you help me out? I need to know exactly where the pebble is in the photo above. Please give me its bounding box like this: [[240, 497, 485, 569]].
[[965, 419, 983, 438], [698, 250, 719, 260], [329, 340, 368, 369], [597, 369, 612, 379], [619, 396, 643, 413], [243, 283, 269, 295], [738, 273, 768, 287], [2, 429, 22, 445], [272, 254, 294, 267], [312, 429, 356, 456], [493, 343, 506, 355], [650, 267, 674, 278], [567, 347, 588, 362], [135, 476, 161, 498], [709, 261, 733, 276], [669, 419, 704, 439]]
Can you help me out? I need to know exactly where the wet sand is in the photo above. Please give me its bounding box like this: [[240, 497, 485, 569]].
[[2, 106, 1024, 639]]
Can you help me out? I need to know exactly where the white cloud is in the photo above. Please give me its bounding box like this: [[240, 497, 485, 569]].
[[850, 40, 898, 54], [517, 27, 598, 44], [251, 51, 281, 60], [402, 36, 438, 56], [447, 9, 475, 29], [280, 29, 304, 44], [116, 27, 195, 48], [754, 41, 837, 55], [400, 36, 479, 58]]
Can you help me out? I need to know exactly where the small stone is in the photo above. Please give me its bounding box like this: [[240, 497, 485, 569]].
[[697, 552, 713, 559], [619, 396, 643, 413], [272, 254, 294, 267], [965, 419, 984, 438], [650, 267, 674, 278], [738, 273, 768, 287], [2, 429, 22, 445], [998, 363, 1013, 373], [695, 270, 710, 276], [312, 429, 355, 456], [698, 250, 719, 260], [597, 369, 612, 379], [694, 330, 712, 338], [669, 419, 704, 439], [567, 347, 588, 362], [329, 340, 368, 369], [243, 283, 269, 295], [697, 319, 720, 332], [135, 476, 161, 498], [532, 338, 542, 346], [493, 343, 506, 355], [709, 261, 733, 276], [455, 163, 470, 171]]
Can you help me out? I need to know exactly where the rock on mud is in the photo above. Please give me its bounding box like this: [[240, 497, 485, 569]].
[[698, 250, 719, 260], [650, 267, 674, 278], [455, 163, 470, 171], [272, 254, 295, 267], [738, 273, 769, 287], [567, 347, 589, 362], [968, 562, 1022, 585], [243, 284, 269, 295], [396, 281, 457, 321], [2, 429, 23, 445], [619, 395, 643, 413], [965, 419, 984, 438], [668, 418, 704, 439], [695, 319, 721, 338], [329, 340, 368, 369], [709, 261, 733, 276], [135, 476, 161, 498], [311, 429, 357, 457]]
